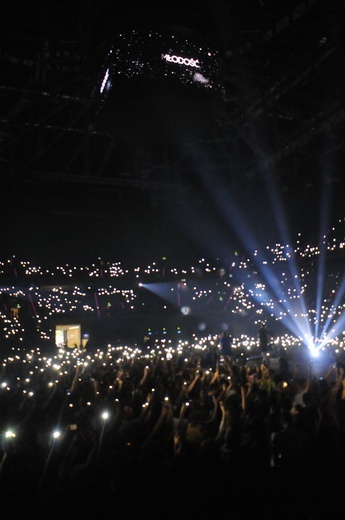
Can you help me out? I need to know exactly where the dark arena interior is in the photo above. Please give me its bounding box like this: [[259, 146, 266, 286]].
[[1, 1, 345, 518]]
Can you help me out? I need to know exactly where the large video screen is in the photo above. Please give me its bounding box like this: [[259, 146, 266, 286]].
[[93, 29, 225, 144]]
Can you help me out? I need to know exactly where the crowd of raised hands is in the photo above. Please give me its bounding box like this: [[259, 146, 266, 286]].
[[0, 342, 344, 518]]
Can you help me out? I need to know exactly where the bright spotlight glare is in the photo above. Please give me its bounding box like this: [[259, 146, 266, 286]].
[[310, 347, 320, 359], [101, 411, 109, 421]]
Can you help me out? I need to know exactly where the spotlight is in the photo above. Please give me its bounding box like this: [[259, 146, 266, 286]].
[[310, 347, 320, 359]]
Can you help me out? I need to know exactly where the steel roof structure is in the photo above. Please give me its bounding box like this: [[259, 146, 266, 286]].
[[1, 0, 344, 263]]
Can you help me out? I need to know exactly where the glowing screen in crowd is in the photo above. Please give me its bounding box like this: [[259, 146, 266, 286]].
[[55, 324, 81, 349]]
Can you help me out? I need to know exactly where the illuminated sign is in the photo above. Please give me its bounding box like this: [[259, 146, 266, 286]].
[[161, 53, 200, 68]]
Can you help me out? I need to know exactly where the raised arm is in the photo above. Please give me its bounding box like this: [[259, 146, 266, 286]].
[[331, 365, 345, 398]]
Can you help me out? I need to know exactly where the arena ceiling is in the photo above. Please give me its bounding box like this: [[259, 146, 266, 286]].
[[1, 0, 345, 264]]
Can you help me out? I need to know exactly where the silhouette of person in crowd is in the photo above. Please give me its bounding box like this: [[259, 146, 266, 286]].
[[219, 331, 233, 357], [258, 322, 272, 363]]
